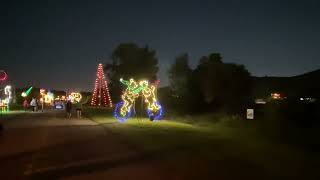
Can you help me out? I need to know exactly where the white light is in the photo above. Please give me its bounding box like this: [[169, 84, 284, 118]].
[[4, 85, 12, 103]]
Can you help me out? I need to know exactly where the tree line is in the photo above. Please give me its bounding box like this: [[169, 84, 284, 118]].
[[106, 43, 252, 114]]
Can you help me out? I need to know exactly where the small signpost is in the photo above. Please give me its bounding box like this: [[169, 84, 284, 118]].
[[246, 109, 254, 120]]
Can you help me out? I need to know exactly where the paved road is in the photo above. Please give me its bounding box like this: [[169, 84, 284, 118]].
[[0, 110, 211, 180], [0, 110, 143, 179]]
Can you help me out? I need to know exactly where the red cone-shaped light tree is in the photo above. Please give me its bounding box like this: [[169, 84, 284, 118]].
[[91, 63, 113, 107]]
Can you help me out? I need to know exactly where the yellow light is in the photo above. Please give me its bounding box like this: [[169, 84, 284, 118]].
[[271, 93, 281, 99], [44, 92, 54, 104], [119, 78, 160, 117], [69, 92, 82, 103], [21, 92, 27, 97], [40, 88, 46, 96]]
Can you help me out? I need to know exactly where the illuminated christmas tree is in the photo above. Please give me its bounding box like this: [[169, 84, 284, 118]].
[[91, 63, 113, 107]]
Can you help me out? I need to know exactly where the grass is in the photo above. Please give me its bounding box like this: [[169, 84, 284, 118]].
[[84, 107, 319, 179]]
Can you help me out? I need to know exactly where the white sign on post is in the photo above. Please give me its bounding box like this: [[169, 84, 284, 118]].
[[246, 109, 254, 119]]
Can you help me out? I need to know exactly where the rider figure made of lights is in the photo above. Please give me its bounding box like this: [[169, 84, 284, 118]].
[[114, 78, 163, 122]]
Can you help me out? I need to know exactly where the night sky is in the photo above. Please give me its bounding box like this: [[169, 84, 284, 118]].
[[1, 0, 320, 91]]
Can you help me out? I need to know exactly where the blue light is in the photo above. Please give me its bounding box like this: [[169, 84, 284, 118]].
[[114, 101, 132, 123], [146, 101, 163, 120]]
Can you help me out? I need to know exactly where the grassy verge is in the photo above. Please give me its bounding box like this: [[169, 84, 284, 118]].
[[84, 107, 319, 178]]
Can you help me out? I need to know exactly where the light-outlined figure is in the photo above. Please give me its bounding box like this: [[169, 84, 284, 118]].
[[114, 78, 163, 122]]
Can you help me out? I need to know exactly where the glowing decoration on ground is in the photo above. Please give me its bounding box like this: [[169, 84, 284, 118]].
[[69, 92, 82, 103], [113, 101, 133, 123], [44, 91, 54, 104], [40, 88, 46, 104], [38, 89, 54, 104], [114, 78, 163, 122], [0, 100, 7, 112], [0, 70, 8, 81], [146, 101, 163, 120], [21, 86, 33, 97], [91, 63, 113, 107], [0, 85, 12, 112], [4, 85, 12, 102]]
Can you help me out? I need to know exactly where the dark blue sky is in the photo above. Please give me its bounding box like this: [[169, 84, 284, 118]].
[[1, 0, 320, 91]]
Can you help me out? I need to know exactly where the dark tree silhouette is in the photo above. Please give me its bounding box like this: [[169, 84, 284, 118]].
[[105, 43, 159, 101], [193, 53, 252, 112], [168, 53, 192, 97], [168, 53, 193, 112], [194, 53, 224, 105]]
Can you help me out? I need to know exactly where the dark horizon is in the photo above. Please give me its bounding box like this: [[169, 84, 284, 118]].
[[2, 0, 320, 91]]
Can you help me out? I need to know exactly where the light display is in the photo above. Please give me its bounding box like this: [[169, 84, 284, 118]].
[[40, 88, 45, 104], [40, 89, 46, 96], [147, 101, 163, 120], [91, 63, 113, 107], [69, 92, 82, 103], [0, 70, 8, 81], [4, 85, 12, 103], [0, 100, 7, 112], [114, 78, 163, 122], [1, 85, 12, 112], [55, 96, 66, 101], [39, 89, 54, 104], [114, 101, 133, 122], [21, 86, 33, 97], [44, 91, 54, 104]]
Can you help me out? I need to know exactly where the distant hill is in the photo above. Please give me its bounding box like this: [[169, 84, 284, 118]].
[[252, 69, 320, 98]]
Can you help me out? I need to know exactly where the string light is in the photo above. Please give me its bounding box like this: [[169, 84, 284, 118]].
[[44, 91, 54, 104], [69, 92, 82, 103], [39, 89, 54, 104], [114, 101, 133, 122], [91, 63, 113, 107], [114, 78, 163, 122], [0, 70, 8, 81], [1, 85, 12, 112], [21, 86, 33, 97]]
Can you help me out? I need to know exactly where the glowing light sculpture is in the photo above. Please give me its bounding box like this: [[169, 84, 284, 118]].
[[1, 85, 12, 112], [69, 92, 82, 103], [4, 86, 12, 101], [44, 91, 54, 104], [21, 86, 33, 97], [146, 101, 163, 120], [0, 100, 7, 112], [40, 89, 46, 96], [114, 78, 163, 122], [91, 63, 113, 107], [0, 70, 8, 81], [114, 101, 133, 122]]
